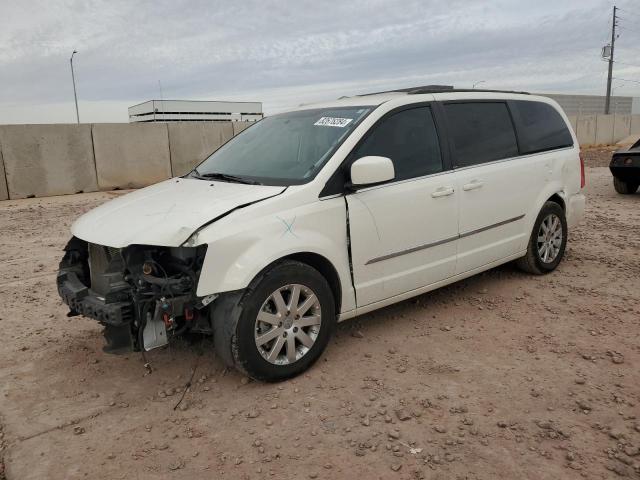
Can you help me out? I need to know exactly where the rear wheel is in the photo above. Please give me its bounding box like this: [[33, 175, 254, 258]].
[[613, 177, 639, 194], [516, 201, 567, 275], [214, 260, 335, 381]]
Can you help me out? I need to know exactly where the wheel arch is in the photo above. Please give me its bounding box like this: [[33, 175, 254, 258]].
[[520, 184, 567, 252], [208, 251, 343, 370], [280, 252, 342, 315], [547, 192, 566, 211]]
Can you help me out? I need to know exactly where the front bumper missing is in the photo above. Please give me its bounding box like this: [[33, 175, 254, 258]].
[[57, 270, 135, 353], [57, 271, 132, 326], [57, 239, 209, 354]]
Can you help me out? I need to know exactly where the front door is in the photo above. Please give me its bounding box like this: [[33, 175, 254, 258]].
[[345, 105, 459, 307]]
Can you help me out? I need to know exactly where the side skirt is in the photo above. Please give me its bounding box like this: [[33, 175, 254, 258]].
[[337, 250, 526, 322]]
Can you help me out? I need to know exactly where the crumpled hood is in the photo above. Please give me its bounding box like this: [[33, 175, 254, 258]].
[[72, 178, 285, 248]]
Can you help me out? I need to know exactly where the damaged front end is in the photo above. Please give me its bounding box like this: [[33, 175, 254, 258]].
[[57, 236, 210, 353]]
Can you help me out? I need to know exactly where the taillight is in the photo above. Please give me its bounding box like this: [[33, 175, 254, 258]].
[[579, 153, 585, 189]]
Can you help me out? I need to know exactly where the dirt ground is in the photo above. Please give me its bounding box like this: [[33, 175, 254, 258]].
[[0, 151, 639, 480]]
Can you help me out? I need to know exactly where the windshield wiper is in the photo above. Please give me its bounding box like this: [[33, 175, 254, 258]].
[[193, 171, 262, 185]]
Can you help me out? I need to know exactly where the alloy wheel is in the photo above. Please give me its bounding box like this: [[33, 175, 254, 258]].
[[254, 284, 322, 365], [537, 213, 563, 263]]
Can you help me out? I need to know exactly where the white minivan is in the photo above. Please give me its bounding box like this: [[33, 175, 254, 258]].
[[58, 87, 585, 381]]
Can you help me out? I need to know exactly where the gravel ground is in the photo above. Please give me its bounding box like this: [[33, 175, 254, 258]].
[[582, 145, 622, 168], [0, 153, 639, 479]]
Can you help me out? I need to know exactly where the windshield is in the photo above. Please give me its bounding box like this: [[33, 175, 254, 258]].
[[192, 106, 372, 185]]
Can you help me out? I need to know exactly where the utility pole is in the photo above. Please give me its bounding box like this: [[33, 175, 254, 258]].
[[604, 6, 618, 114], [70, 50, 80, 123]]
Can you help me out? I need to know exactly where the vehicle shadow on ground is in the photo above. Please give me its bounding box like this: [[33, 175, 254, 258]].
[[334, 261, 522, 337], [57, 261, 527, 384]]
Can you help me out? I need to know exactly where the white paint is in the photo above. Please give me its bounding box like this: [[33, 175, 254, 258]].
[[350, 156, 394, 186], [71, 178, 285, 247], [346, 171, 458, 306], [70, 91, 585, 321]]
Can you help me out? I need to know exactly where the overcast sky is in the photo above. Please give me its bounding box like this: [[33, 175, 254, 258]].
[[2, 0, 640, 124]]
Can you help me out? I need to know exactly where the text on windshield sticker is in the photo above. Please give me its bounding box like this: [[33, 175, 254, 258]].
[[314, 117, 353, 128]]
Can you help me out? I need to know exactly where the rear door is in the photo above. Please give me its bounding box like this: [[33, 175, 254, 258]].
[[346, 105, 459, 307], [442, 101, 545, 274]]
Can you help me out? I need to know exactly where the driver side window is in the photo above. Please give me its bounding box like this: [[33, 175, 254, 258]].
[[351, 106, 442, 181]]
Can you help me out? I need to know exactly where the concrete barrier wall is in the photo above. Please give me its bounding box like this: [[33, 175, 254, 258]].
[[0, 121, 254, 199], [631, 116, 640, 136], [0, 115, 638, 201], [572, 114, 639, 147], [613, 115, 632, 145], [233, 121, 252, 136], [0, 124, 98, 199], [567, 113, 640, 146], [595, 115, 614, 145], [92, 123, 172, 190], [575, 115, 597, 146], [168, 122, 234, 177]]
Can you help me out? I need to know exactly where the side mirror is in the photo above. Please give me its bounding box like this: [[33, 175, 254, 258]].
[[350, 156, 395, 187]]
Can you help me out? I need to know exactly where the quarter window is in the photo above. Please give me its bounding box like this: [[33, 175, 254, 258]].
[[510, 100, 573, 154], [443, 102, 519, 167], [351, 106, 442, 181]]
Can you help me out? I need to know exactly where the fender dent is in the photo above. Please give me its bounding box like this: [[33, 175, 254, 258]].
[[182, 188, 288, 247]]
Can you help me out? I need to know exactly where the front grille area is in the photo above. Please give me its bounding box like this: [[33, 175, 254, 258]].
[[89, 243, 108, 277], [88, 243, 124, 296]]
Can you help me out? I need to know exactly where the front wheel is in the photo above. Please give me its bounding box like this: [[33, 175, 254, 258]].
[[215, 260, 335, 382], [613, 177, 639, 194], [516, 201, 567, 275]]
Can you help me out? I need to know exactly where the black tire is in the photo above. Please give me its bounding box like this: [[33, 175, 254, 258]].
[[516, 201, 568, 275], [213, 260, 335, 382], [613, 177, 639, 194]]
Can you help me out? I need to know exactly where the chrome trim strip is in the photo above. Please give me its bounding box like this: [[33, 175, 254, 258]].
[[365, 235, 459, 265], [459, 214, 525, 239], [365, 214, 525, 265]]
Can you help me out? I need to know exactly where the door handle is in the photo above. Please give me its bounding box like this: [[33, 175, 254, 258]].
[[463, 180, 484, 191], [431, 186, 455, 198]]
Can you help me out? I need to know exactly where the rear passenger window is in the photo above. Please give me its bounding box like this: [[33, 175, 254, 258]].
[[352, 106, 442, 181], [443, 103, 518, 167], [510, 100, 573, 154]]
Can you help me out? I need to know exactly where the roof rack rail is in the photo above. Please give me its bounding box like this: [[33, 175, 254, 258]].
[[411, 88, 530, 95], [358, 85, 454, 96], [357, 86, 530, 96]]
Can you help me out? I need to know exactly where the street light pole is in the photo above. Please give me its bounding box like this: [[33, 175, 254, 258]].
[[70, 50, 80, 123], [472, 80, 486, 89]]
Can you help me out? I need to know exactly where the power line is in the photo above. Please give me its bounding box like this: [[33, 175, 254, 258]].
[[613, 59, 640, 69], [612, 77, 640, 85], [616, 23, 640, 36], [616, 7, 640, 19]]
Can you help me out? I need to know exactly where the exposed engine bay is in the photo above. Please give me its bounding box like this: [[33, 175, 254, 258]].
[[57, 236, 211, 354]]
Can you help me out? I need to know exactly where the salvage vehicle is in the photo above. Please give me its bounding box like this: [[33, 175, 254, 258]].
[[610, 138, 640, 194], [57, 87, 585, 381]]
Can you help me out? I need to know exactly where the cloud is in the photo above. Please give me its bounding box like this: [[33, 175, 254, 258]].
[[1, 0, 639, 123]]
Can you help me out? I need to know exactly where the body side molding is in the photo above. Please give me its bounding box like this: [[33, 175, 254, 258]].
[[365, 214, 525, 265]]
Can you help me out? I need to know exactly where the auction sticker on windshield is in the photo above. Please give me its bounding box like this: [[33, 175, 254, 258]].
[[314, 117, 353, 128]]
